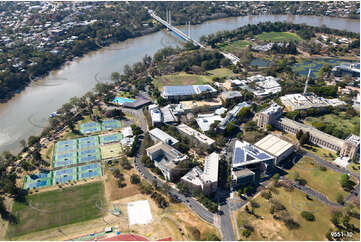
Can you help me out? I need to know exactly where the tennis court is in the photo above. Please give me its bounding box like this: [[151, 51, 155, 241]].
[[77, 163, 102, 180], [100, 143, 122, 160], [78, 150, 101, 164], [24, 172, 53, 189], [80, 122, 101, 134], [101, 119, 122, 131], [78, 136, 99, 144], [53, 151, 78, 168], [53, 167, 77, 184], [99, 133, 123, 144], [55, 139, 77, 153]]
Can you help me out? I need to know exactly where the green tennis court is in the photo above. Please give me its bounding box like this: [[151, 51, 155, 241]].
[[78, 148, 101, 164], [55, 139, 78, 154]]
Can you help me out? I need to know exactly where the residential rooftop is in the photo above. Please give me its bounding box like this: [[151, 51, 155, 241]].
[[177, 123, 215, 145], [149, 128, 179, 146]]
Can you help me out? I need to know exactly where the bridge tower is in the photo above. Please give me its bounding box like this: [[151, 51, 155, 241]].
[[303, 69, 312, 94]]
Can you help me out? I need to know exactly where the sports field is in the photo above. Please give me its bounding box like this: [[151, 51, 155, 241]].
[[216, 40, 250, 52], [8, 182, 105, 239], [100, 143, 122, 160], [255, 31, 302, 42]]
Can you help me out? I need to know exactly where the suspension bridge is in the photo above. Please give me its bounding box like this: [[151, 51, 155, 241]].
[[148, 9, 240, 64]]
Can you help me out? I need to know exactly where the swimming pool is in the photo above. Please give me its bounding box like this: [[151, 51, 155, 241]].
[[113, 97, 135, 105]]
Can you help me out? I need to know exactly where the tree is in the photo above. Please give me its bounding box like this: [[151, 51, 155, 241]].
[[299, 132, 310, 146], [111, 72, 121, 83], [296, 129, 304, 140], [336, 193, 344, 204], [301, 211, 315, 221], [130, 174, 140, 184]]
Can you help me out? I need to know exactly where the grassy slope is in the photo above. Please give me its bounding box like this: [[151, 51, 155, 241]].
[[304, 112, 360, 137], [256, 31, 302, 42], [236, 186, 360, 241], [153, 68, 233, 90], [217, 40, 250, 52], [7, 182, 105, 239], [285, 157, 353, 203]]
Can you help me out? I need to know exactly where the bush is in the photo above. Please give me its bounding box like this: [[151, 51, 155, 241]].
[[270, 199, 286, 211], [336, 193, 344, 204], [261, 191, 272, 200], [284, 218, 300, 230], [301, 211, 315, 221], [242, 229, 252, 238], [130, 174, 140, 184]]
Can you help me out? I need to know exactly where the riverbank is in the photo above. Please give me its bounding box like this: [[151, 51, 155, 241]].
[[0, 14, 359, 154]]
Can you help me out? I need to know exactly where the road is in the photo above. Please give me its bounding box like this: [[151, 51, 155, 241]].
[[133, 146, 214, 224]]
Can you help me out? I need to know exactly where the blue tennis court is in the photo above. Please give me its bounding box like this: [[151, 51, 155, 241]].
[[78, 142, 98, 150], [78, 163, 102, 180], [80, 122, 101, 134], [55, 143, 77, 153], [113, 97, 135, 105], [79, 148, 98, 156], [99, 133, 123, 144], [78, 154, 100, 163], [56, 139, 77, 146], [80, 163, 98, 171], [101, 119, 122, 131], [78, 136, 99, 144], [24, 171, 52, 189], [53, 167, 77, 184], [53, 158, 77, 168]]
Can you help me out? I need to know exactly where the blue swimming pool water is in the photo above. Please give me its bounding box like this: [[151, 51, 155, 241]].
[[113, 97, 135, 104]]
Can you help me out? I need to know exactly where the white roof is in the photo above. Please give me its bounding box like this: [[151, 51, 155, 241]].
[[122, 127, 133, 137], [177, 123, 215, 145], [195, 113, 224, 132], [127, 200, 152, 225], [254, 134, 294, 158], [149, 128, 179, 145], [203, 152, 219, 183]]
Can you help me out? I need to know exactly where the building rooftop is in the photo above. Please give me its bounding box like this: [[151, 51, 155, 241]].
[[146, 142, 187, 164], [260, 102, 283, 115], [232, 140, 274, 169], [232, 168, 255, 179], [345, 134, 360, 145], [279, 117, 345, 147], [177, 123, 215, 145], [219, 102, 251, 129], [149, 128, 179, 145], [195, 113, 224, 132], [280, 93, 344, 111], [255, 134, 294, 158], [161, 105, 178, 123], [221, 91, 242, 99], [181, 152, 219, 186], [162, 84, 217, 97], [122, 127, 133, 138]]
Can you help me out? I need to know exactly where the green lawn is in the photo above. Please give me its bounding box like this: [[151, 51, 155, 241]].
[[302, 144, 337, 162], [216, 40, 250, 52], [236, 185, 360, 241], [255, 32, 302, 42], [7, 182, 105, 239], [303, 112, 360, 138], [285, 157, 353, 203], [153, 68, 233, 89]]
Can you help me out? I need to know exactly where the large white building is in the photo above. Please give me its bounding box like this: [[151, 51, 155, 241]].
[[146, 142, 188, 181], [280, 93, 346, 111], [177, 123, 215, 146], [149, 128, 179, 146], [195, 113, 224, 132], [161, 85, 217, 100], [231, 140, 275, 189], [181, 152, 219, 195], [254, 134, 294, 165]]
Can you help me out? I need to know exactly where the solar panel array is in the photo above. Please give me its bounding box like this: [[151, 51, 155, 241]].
[[163, 85, 196, 96]]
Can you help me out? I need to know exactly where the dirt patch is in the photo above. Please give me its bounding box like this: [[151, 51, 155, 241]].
[[251, 218, 284, 240], [104, 169, 139, 201]]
